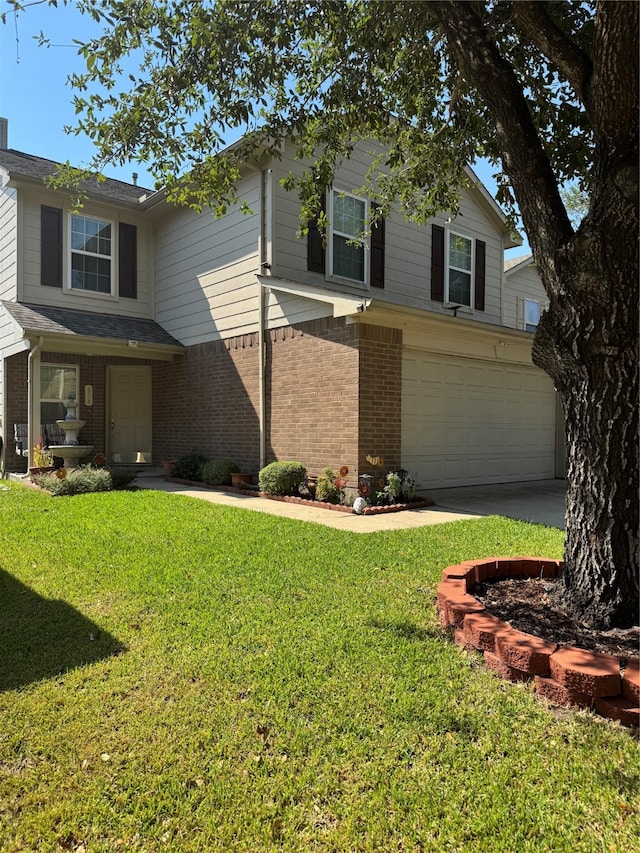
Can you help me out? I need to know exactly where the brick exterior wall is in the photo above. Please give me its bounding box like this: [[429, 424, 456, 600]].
[[3, 318, 403, 482], [153, 335, 260, 472], [356, 323, 403, 477], [4, 351, 28, 473], [265, 317, 360, 477]]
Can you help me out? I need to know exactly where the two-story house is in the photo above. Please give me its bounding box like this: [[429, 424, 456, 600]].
[[0, 120, 562, 489]]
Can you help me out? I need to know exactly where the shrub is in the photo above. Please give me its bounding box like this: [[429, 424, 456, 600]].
[[172, 452, 208, 481], [109, 468, 138, 490], [36, 465, 112, 496], [35, 466, 138, 495], [201, 458, 239, 486], [315, 468, 341, 504], [258, 461, 307, 496]]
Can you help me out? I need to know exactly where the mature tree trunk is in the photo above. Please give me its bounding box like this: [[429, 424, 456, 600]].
[[534, 2, 639, 629], [433, 0, 639, 629], [534, 229, 639, 629]]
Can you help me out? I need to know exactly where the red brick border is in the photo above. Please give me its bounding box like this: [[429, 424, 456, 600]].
[[436, 557, 639, 728]]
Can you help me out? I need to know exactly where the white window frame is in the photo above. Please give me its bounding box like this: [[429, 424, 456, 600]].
[[68, 212, 116, 297], [524, 298, 541, 332], [327, 189, 370, 286], [445, 228, 475, 309]]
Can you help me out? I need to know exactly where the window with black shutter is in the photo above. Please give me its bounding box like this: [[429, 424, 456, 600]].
[[119, 222, 137, 299], [41, 206, 63, 288]]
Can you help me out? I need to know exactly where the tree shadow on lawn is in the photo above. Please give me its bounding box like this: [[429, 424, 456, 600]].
[[0, 567, 126, 691]]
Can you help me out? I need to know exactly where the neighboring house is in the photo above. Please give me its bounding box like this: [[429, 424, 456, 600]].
[[0, 120, 562, 489]]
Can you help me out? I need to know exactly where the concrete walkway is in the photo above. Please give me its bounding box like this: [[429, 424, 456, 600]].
[[138, 473, 566, 533]]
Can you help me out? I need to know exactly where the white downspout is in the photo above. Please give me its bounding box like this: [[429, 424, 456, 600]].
[[258, 167, 273, 471], [27, 336, 44, 469]]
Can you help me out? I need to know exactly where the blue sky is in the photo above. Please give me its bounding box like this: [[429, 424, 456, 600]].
[[0, 2, 529, 256]]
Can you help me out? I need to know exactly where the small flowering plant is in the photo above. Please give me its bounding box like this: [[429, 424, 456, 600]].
[[92, 452, 107, 468], [316, 465, 349, 504], [33, 439, 54, 468]]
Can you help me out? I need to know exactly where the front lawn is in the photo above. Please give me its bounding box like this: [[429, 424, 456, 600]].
[[0, 484, 637, 852]]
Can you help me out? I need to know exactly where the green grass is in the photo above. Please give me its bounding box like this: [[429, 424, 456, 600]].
[[0, 483, 637, 852]]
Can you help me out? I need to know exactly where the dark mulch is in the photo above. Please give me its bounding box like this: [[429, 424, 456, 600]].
[[474, 576, 640, 663]]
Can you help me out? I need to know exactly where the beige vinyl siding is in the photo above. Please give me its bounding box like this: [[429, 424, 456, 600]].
[[503, 262, 547, 330], [0, 181, 17, 301], [265, 289, 333, 330], [154, 170, 261, 344], [272, 139, 505, 326], [18, 187, 152, 317]]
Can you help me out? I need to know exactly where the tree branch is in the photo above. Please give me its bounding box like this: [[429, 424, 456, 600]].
[[429, 1, 573, 276], [510, 2, 593, 108]]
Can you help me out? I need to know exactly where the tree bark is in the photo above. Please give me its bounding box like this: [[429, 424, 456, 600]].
[[433, 1, 639, 628]]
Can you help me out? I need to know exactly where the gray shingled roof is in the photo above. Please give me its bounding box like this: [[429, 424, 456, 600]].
[[0, 149, 151, 205], [2, 301, 183, 349]]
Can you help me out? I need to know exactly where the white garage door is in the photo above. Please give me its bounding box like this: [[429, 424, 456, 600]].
[[402, 349, 557, 489]]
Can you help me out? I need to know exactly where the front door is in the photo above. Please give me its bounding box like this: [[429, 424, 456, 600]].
[[108, 366, 152, 464]]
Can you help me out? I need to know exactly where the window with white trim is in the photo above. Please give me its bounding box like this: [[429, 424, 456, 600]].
[[329, 190, 368, 283], [70, 213, 113, 294], [40, 363, 79, 425], [446, 230, 474, 307], [524, 298, 541, 332]]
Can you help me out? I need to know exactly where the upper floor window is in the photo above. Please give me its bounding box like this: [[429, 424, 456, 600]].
[[524, 298, 541, 332], [41, 206, 137, 298], [329, 190, 367, 283], [71, 214, 113, 294], [446, 231, 474, 307]]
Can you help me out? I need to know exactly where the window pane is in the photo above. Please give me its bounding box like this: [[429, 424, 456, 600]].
[[70, 214, 112, 292], [71, 253, 111, 293], [449, 233, 472, 271], [333, 193, 365, 237], [448, 269, 471, 305], [333, 235, 365, 281], [40, 365, 77, 402], [525, 299, 540, 328]]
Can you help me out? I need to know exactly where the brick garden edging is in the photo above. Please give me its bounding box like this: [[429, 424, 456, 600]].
[[165, 477, 435, 514], [437, 557, 640, 728]]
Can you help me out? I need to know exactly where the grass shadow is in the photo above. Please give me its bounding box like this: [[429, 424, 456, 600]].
[[0, 567, 126, 691], [366, 617, 444, 643]]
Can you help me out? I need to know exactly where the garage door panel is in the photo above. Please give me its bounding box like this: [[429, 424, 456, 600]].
[[402, 349, 557, 489]]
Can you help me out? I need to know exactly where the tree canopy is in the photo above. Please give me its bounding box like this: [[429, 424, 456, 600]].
[[13, 0, 640, 627]]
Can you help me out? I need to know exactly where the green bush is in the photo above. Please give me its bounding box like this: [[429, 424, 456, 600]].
[[258, 461, 307, 496], [201, 458, 240, 486], [109, 468, 138, 490], [315, 467, 341, 504], [172, 452, 208, 481], [36, 465, 112, 495], [35, 466, 137, 495]]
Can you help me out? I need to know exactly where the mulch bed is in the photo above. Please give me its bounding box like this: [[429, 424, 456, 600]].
[[165, 477, 434, 514], [474, 576, 640, 663]]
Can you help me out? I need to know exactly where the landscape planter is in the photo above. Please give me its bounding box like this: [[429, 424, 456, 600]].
[[436, 557, 640, 727], [231, 472, 253, 488], [162, 461, 176, 477], [28, 466, 55, 481]]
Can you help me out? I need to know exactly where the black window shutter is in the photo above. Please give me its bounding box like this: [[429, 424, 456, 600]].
[[41, 206, 62, 288], [431, 224, 445, 302], [474, 239, 486, 311], [370, 203, 385, 289], [119, 222, 137, 299], [307, 195, 326, 274]]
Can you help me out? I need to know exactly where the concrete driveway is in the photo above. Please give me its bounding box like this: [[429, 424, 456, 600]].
[[425, 479, 567, 529]]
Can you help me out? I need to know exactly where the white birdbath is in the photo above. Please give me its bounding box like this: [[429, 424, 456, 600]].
[[47, 393, 93, 469]]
